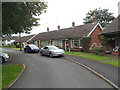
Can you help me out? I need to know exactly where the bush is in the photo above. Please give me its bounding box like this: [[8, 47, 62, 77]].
[[15, 44, 20, 48], [80, 36, 92, 52], [91, 47, 105, 55], [56, 46, 64, 49]]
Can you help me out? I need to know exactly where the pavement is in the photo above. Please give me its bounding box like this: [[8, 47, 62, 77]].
[[63, 55, 119, 87], [2, 48, 115, 88]]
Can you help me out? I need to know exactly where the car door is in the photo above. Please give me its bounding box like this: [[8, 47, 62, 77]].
[[42, 47, 49, 55], [26, 46, 31, 52]]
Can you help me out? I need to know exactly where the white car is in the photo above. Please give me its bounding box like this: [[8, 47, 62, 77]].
[[0, 52, 9, 63], [40, 46, 64, 57]]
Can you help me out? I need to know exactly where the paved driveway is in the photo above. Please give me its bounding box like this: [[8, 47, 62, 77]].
[[2, 48, 114, 88]]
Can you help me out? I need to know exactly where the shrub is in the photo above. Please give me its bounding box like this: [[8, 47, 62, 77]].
[[91, 47, 105, 55], [80, 36, 92, 52], [56, 46, 64, 49], [15, 44, 20, 48]]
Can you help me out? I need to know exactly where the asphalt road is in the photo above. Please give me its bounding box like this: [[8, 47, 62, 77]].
[[3, 48, 114, 88]]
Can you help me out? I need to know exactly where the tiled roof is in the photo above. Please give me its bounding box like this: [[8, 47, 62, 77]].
[[21, 34, 35, 42], [2, 36, 19, 41], [32, 23, 98, 41], [14, 34, 35, 42], [101, 15, 120, 34]]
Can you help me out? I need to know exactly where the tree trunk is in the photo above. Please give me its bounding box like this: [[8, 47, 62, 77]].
[[19, 33, 22, 51]]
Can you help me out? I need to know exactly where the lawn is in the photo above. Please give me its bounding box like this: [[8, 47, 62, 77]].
[[9, 47, 23, 50], [79, 54, 111, 61], [1, 64, 23, 89], [103, 60, 120, 67], [64, 51, 120, 67], [3, 46, 23, 50], [65, 51, 87, 56], [8, 47, 23, 50]]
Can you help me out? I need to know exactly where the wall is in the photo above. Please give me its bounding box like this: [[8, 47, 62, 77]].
[[90, 25, 102, 46]]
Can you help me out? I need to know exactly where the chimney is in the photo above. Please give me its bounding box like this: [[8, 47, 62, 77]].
[[72, 22, 75, 28], [47, 27, 49, 32], [92, 12, 97, 22], [57, 25, 60, 30]]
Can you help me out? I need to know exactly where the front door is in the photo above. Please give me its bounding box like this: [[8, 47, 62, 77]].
[[65, 40, 69, 50]]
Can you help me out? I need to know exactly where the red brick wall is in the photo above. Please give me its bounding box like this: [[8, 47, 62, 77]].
[[90, 25, 102, 46]]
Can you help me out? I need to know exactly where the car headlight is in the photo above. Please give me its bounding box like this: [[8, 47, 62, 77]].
[[4, 54, 9, 58]]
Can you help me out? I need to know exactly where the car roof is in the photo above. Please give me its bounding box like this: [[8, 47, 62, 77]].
[[45, 46, 57, 47], [27, 44, 36, 46]]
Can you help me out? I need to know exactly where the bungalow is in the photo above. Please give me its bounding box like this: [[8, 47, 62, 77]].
[[2, 36, 19, 46], [100, 15, 120, 54], [14, 34, 36, 48], [31, 22, 103, 51]]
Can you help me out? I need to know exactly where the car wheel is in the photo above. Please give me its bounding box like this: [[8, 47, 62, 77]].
[[24, 50, 26, 53], [49, 53, 53, 58], [2, 57, 5, 63]]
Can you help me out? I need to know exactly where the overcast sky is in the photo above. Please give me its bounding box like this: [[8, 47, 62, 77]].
[[21, 0, 120, 36]]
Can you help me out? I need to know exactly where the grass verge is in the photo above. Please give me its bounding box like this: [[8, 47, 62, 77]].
[[1, 64, 23, 89], [79, 54, 111, 61], [65, 51, 120, 67], [103, 60, 120, 67], [65, 51, 87, 55], [3, 46, 23, 50]]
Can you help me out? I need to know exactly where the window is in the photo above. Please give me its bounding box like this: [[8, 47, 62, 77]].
[[54, 40, 61, 47], [72, 39, 80, 47], [43, 47, 48, 50]]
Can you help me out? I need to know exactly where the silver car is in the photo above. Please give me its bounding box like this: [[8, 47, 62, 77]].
[[40, 46, 64, 57], [0, 52, 9, 63]]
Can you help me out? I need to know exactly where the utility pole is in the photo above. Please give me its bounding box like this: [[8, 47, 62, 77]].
[[19, 33, 22, 51]]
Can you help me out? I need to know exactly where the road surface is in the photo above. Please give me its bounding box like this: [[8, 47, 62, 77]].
[[3, 48, 114, 88]]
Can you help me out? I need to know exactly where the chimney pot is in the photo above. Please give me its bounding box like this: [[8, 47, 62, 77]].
[[72, 22, 75, 28], [92, 12, 97, 22], [57, 25, 60, 30], [47, 27, 49, 32]]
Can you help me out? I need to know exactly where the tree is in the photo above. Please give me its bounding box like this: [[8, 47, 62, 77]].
[[80, 37, 92, 52], [2, 2, 47, 35], [99, 35, 115, 47], [83, 8, 115, 28]]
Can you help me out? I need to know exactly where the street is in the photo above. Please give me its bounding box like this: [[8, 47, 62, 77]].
[[3, 48, 114, 88]]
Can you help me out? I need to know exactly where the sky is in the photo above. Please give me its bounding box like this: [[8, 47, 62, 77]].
[[20, 0, 120, 36]]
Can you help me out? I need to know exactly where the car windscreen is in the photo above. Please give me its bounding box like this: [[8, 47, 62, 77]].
[[48, 46, 59, 50], [29, 45, 39, 49]]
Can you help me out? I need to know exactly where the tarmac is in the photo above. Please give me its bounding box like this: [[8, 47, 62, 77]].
[[63, 55, 119, 87]]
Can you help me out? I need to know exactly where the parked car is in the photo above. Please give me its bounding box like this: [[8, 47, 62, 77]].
[[40, 46, 64, 57], [24, 44, 39, 53], [0, 52, 9, 63]]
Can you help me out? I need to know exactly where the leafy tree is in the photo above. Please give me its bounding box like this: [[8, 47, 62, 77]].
[[99, 35, 115, 46], [2, 2, 47, 35], [83, 8, 115, 28], [80, 37, 92, 52]]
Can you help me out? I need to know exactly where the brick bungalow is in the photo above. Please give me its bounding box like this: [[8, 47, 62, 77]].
[[100, 15, 120, 54], [30, 22, 103, 51]]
